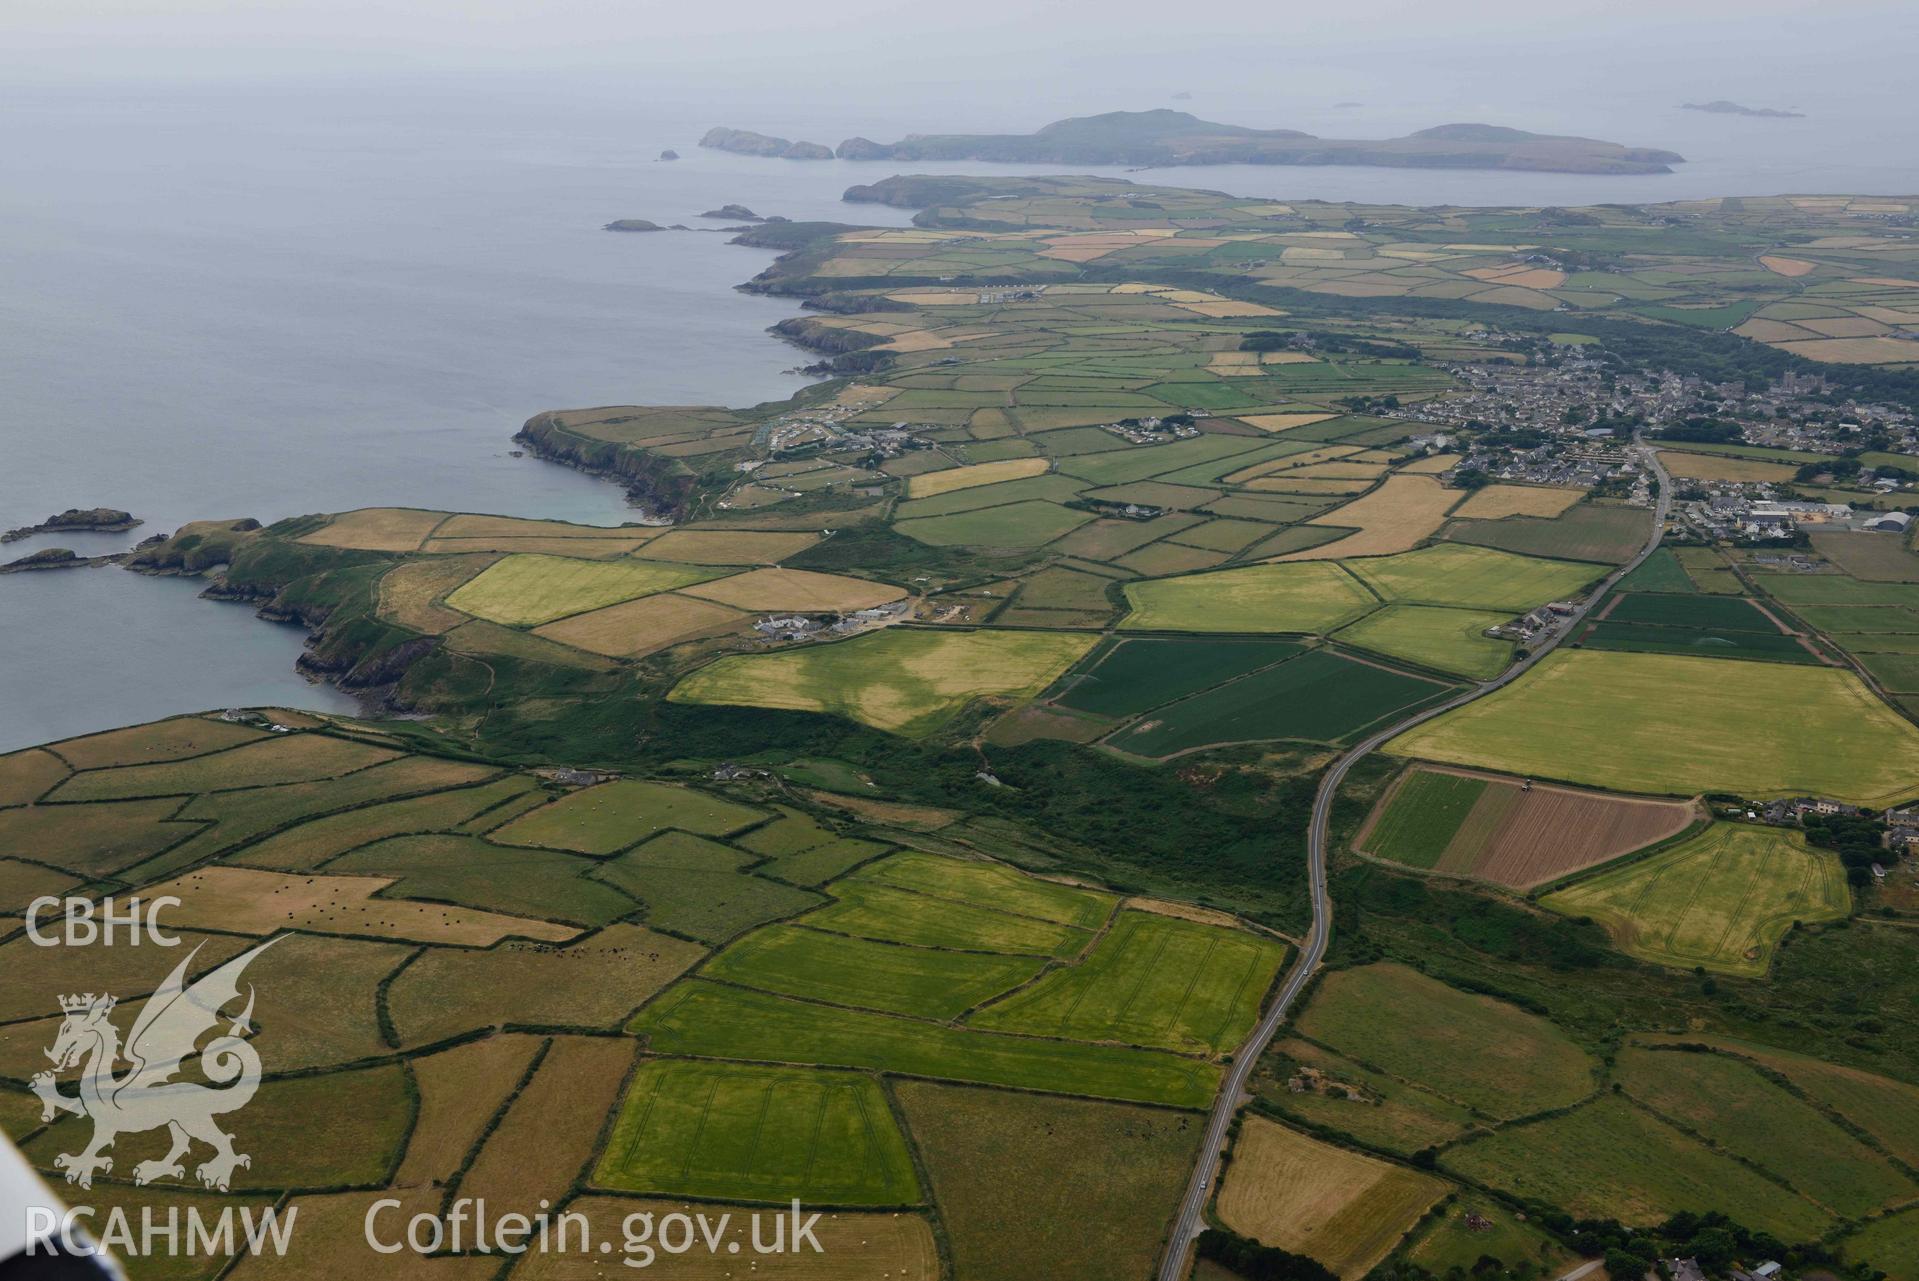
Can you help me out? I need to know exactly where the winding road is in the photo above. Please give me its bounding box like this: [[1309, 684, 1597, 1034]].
[[1155, 443, 1672, 1280]]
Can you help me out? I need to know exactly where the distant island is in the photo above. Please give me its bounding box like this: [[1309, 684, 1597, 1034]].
[[1682, 100, 1806, 119], [603, 219, 664, 232], [702, 109, 1684, 174], [698, 127, 834, 160], [2, 506, 140, 543]]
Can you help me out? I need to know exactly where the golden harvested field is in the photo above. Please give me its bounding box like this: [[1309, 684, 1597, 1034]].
[[459, 1035, 636, 1220], [1246, 476, 1374, 496], [1773, 336, 1919, 364], [142, 866, 579, 945], [1737, 319, 1819, 343], [1760, 255, 1818, 277], [907, 457, 1050, 498], [297, 507, 447, 551], [378, 554, 498, 634], [1178, 298, 1281, 317], [679, 567, 907, 612], [1218, 1117, 1445, 1279], [1657, 450, 1799, 483], [1206, 351, 1264, 376], [513, 1198, 939, 1280], [1449, 485, 1583, 520], [533, 592, 744, 657], [1237, 412, 1336, 432], [445, 554, 719, 626], [432, 514, 657, 541], [394, 1035, 542, 1188], [420, 535, 652, 557], [1279, 475, 1465, 560], [638, 528, 824, 564], [1397, 454, 1462, 474]]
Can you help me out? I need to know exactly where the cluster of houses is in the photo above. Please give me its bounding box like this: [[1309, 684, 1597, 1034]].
[[750, 599, 913, 645], [1103, 415, 1202, 446], [1680, 493, 1913, 541], [1487, 600, 1578, 645], [1667, 1259, 1783, 1281]]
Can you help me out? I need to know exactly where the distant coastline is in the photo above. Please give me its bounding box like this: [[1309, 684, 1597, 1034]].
[[1682, 100, 1806, 119], [700, 109, 1684, 175]]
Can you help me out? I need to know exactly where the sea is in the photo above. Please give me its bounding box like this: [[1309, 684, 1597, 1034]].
[[2, 78, 1914, 751]]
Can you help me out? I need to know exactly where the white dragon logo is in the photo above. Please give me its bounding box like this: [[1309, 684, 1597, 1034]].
[[31, 939, 277, 1191]]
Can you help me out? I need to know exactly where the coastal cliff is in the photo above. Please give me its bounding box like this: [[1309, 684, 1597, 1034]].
[[514, 412, 702, 517]]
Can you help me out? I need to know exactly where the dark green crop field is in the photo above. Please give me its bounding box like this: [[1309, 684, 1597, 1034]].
[[1604, 592, 1780, 630], [1107, 649, 1456, 757], [1053, 637, 1303, 717], [1580, 621, 1821, 664]]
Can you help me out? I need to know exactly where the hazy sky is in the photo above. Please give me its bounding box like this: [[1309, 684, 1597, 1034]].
[[5, 0, 1912, 94]]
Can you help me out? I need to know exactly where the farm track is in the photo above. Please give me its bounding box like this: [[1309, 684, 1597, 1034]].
[[1155, 443, 1673, 1279]]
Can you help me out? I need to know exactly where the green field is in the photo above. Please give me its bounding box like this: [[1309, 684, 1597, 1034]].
[[702, 923, 1046, 1019], [1665, 1039, 1919, 1168], [1616, 1047, 1914, 1217], [967, 911, 1285, 1054], [1406, 1202, 1574, 1276], [895, 1081, 1202, 1281], [1580, 619, 1820, 663], [1614, 548, 1696, 594], [1334, 604, 1514, 677], [1343, 544, 1599, 611], [1388, 649, 1919, 805], [1756, 573, 1919, 608], [854, 850, 1116, 929], [1541, 823, 1850, 975], [1121, 561, 1378, 634], [1444, 503, 1653, 564], [1108, 649, 1455, 756], [493, 779, 763, 853], [1445, 1095, 1830, 1239], [1256, 1038, 1475, 1155], [444, 553, 718, 625], [1605, 592, 1778, 629], [896, 498, 1095, 547], [1052, 637, 1303, 716], [1293, 963, 1595, 1119], [593, 1059, 921, 1204], [1056, 432, 1270, 485], [801, 879, 1096, 958], [1360, 769, 1488, 867], [631, 981, 1220, 1108], [327, 833, 637, 926], [595, 837, 823, 942], [670, 628, 1095, 736], [1842, 1207, 1919, 1281]]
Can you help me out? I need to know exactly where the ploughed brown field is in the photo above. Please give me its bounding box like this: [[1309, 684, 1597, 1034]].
[[1364, 765, 1699, 889]]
